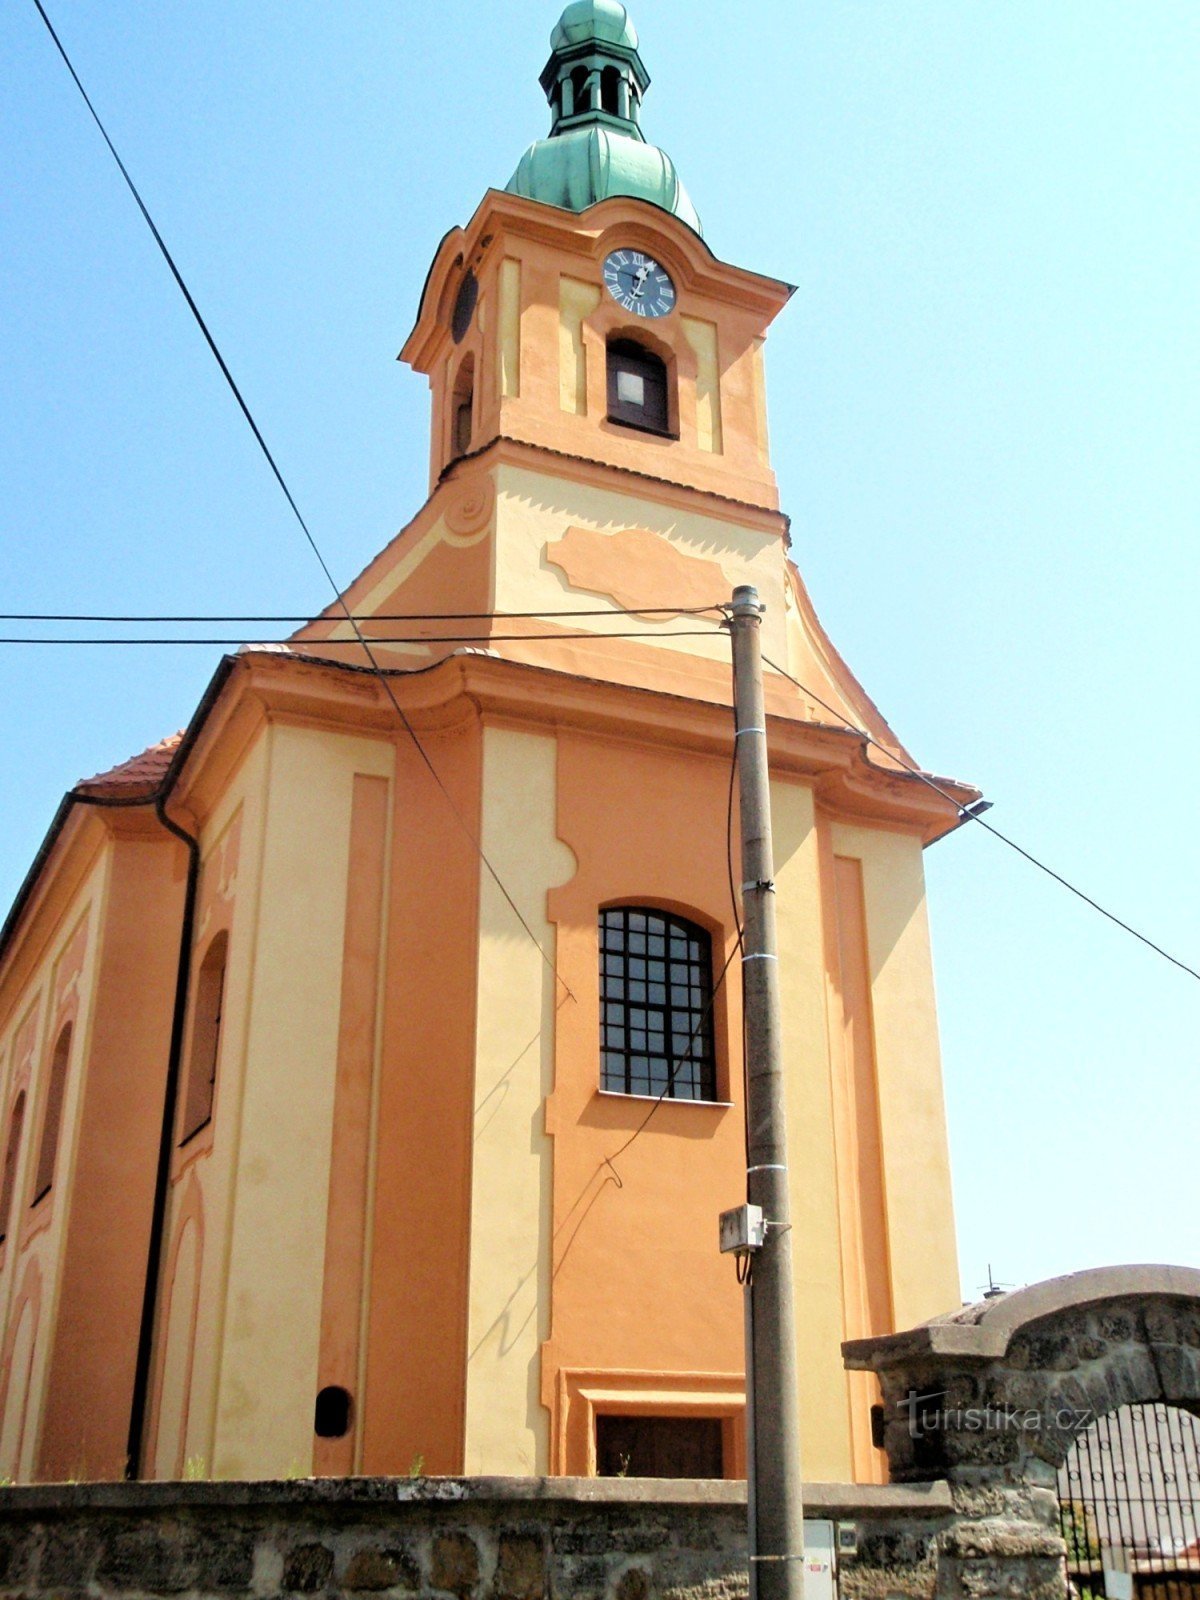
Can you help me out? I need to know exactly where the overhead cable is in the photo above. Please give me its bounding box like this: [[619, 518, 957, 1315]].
[[761, 653, 1200, 985], [0, 606, 726, 623], [30, 0, 574, 999], [0, 629, 723, 647]]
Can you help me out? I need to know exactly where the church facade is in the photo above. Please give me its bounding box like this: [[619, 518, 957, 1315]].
[[0, 2, 973, 1487]]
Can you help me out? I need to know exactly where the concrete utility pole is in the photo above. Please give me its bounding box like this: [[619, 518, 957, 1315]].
[[728, 585, 806, 1600]]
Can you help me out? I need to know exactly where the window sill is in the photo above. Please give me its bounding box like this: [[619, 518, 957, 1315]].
[[598, 1089, 733, 1108], [604, 415, 679, 441]]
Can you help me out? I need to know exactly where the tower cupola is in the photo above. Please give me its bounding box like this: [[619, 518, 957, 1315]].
[[507, 2, 702, 235], [544, 0, 646, 139]]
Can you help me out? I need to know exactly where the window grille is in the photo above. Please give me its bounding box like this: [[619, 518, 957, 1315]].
[[599, 907, 716, 1101]]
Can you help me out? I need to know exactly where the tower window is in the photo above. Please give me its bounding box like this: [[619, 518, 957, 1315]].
[[570, 66, 589, 115], [181, 931, 228, 1145], [33, 1024, 72, 1205], [451, 354, 475, 458], [599, 908, 717, 1101], [600, 66, 621, 116], [0, 1093, 26, 1243], [606, 339, 671, 435]]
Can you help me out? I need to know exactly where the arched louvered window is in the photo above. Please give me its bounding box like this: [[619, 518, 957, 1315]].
[[599, 908, 717, 1101], [607, 339, 671, 435], [33, 1024, 71, 1205], [181, 931, 228, 1145], [570, 66, 589, 115], [451, 354, 475, 458], [0, 1092, 26, 1243], [600, 65, 621, 115]]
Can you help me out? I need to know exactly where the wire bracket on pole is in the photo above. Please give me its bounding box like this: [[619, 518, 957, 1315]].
[[740, 952, 779, 963], [742, 880, 775, 894], [735, 726, 767, 738]]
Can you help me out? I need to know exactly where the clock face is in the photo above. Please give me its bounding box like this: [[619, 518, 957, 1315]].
[[602, 250, 676, 319]]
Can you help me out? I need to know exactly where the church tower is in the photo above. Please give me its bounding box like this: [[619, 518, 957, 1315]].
[[287, 0, 971, 1482], [0, 3, 973, 1488]]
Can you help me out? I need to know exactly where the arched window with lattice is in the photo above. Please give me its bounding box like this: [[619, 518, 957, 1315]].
[[32, 1024, 72, 1205], [599, 907, 717, 1102], [181, 931, 228, 1145], [0, 1092, 26, 1243]]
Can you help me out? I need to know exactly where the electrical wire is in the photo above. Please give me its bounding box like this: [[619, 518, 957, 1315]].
[[603, 935, 742, 1179], [603, 730, 746, 1179], [29, 1, 576, 999], [0, 606, 727, 623], [723, 704, 753, 1200], [761, 652, 1200, 985], [0, 629, 723, 647]]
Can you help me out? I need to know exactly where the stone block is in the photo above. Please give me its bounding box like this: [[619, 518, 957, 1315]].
[[937, 1519, 1064, 1560], [282, 1540, 336, 1593], [1143, 1303, 1180, 1344], [96, 1523, 203, 1591], [493, 1533, 544, 1600], [554, 1521, 627, 1557], [1013, 1332, 1076, 1374], [5, 1522, 49, 1584], [549, 1552, 608, 1598], [936, 1554, 1067, 1599], [207, 1528, 256, 1587], [1094, 1310, 1135, 1344], [1156, 1342, 1200, 1404], [661, 1577, 749, 1600], [343, 1544, 421, 1591], [432, 1530, 480, 1597], [614, 1565, 652, 1600], [1075, 1335, 1107, 1363]]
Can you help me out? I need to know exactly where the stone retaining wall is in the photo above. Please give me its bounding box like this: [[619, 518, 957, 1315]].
[[0, 1477, 956, 1600]]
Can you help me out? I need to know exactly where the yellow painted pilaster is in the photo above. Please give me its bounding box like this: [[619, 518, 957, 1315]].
[[498, 259, 522, 400], [463, 725, 575, 1474], [750, 339, 770, 467], [681, 316, 723, 454], [558, 277, 601, 415], [211, 724, 392, 1479], [830, 823, 959, 1329], [772, 779, 854, 1482]]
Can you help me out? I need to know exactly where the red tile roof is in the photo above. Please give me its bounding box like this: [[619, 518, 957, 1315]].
[[75, 732, 183, 799]]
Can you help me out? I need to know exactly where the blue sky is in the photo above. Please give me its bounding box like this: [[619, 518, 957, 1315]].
[[2, 2, 1197, 1302]]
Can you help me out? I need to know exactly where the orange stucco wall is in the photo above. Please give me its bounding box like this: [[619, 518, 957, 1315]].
[[38, 829, 187, 1480], [363, 714, 483, 1476], [0, 157, 968, 1488], [542, 728, 747, 1472]]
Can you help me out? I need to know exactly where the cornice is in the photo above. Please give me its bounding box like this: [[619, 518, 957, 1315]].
[[460, 434, 789, 536], [202, 649, 974, 843], [401, 190, 794, 372]]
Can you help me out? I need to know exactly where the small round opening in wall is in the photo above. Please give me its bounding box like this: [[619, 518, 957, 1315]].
[[314, 1385, 353, 1439]]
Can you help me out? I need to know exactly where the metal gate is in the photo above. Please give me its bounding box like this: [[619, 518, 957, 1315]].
[[1059, 1401, 1200, 1598]]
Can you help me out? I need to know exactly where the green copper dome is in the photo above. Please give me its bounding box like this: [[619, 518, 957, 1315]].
[[551, 1, 638, 52], [509, 130, 702, 236], [505, 3, 702, 236]]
